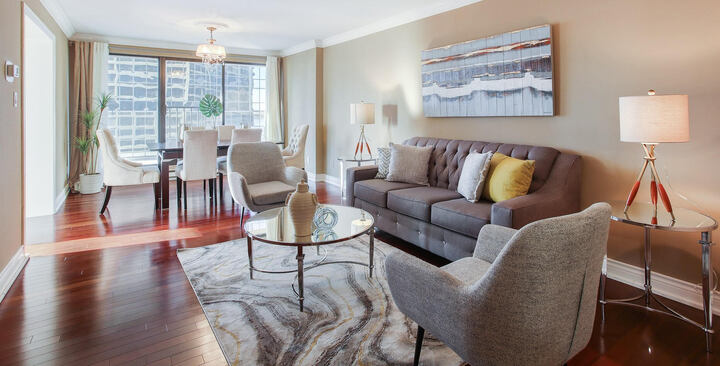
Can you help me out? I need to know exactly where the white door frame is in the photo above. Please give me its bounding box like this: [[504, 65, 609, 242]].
[[22, 3, 57, 218]]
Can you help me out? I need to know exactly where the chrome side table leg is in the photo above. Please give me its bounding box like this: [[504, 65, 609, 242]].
[[369, 228, 375, 278], [247, 236, 254, 280], [701, 231, 713, 352], [643, 227, 652, 305], [600, 255, 607, 321], [297, 246, 305, 312]]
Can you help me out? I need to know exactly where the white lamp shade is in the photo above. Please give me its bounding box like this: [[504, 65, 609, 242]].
[[350, 103, 375, 125], [195, 43, 227, 58], [619, 94, 689, 143]]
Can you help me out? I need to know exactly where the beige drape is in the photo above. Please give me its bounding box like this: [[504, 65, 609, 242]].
[[68, 41, 94, 187]]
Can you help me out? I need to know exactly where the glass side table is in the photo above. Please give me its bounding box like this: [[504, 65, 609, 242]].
[[337, 157, 377, 198], [601, 201, 718, 352]]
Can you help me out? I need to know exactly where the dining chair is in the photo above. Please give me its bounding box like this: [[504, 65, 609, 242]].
[[282, 124, 309, 169], [96, 129, 160, 215], [176, 129, 219, 209], [385, 203, 611, 366], [218, 127, 263, 202], [217, 125, 235, 143]]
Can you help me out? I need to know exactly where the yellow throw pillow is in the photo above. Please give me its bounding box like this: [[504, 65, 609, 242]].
[[483, 153, 535, 202], [481, 153, 509, 200]]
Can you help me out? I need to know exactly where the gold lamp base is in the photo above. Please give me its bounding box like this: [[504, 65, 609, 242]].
[[623, 143, 675, 223]]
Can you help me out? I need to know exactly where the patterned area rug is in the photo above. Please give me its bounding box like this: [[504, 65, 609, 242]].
[[177, 236, 464, 365]]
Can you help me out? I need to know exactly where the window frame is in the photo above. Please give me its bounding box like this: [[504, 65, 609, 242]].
[[108, 52, 267, 144]]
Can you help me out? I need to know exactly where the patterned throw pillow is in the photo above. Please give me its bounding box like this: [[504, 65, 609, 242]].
[[375, 147, 391, 179], [457, 151, 493, 202]]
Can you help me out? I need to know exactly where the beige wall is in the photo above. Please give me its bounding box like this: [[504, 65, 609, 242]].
[[319, 0, 720, 282], [0, 0, 69, 270], [283, 48, 325, 174], [0, 0, 24, 269]]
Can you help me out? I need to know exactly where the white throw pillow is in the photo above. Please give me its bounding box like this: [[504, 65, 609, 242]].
[[375, 147, 391, 179], [457, 151, 493, 202], [386, 143, 433, 185]]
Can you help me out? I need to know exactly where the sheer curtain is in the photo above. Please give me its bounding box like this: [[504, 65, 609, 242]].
[[264, 56, 282, 143], [92, 42, 109, 173]]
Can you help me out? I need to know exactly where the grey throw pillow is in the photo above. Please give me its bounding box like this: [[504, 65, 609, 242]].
[[375, 147, 391, 179], [457, 151, 493, 202], [386, 143, 433, 185]]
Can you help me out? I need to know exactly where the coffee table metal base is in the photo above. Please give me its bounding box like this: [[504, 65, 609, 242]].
[[247, 229, 375, 312]]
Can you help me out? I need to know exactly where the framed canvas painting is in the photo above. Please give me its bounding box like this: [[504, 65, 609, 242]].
[[421, 24, 553, 117]]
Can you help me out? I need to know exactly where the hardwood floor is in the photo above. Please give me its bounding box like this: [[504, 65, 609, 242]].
[[2, 181, 718, 365]]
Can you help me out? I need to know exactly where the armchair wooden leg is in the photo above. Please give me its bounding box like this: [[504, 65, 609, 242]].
[[99, 186, 112, 215], [209, 178, 215, 205], [183, 181, 188, 210], [240, 206, 246, 228], [203, 180, 206, 194], [414, 325, 424, 366]]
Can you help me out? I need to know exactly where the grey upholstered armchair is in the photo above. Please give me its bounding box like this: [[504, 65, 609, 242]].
[[386, 203, 611, 366], [226, 142, 307, 225]]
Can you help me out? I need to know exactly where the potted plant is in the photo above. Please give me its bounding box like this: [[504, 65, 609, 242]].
[[75, 93, 111, 194], [199, 94, 223, 127]]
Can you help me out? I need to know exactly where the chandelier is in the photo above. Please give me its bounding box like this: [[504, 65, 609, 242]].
[[196, 26, 226, 64]]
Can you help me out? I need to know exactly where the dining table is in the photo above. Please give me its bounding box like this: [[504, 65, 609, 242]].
[[148, 140, 231, 210]]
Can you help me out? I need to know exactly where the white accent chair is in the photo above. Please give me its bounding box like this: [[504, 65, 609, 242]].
[[282, 124, 309, 169], [218, 128, 263, 202], [176, 129, 219, 209], [227, 142, 307, 226], [96, 129, 160, 215]]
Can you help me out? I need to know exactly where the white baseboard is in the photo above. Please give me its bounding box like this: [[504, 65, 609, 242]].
[[54, 185, 69, 213], [606, 258, 720, 316], [0, 246, 28, 304], [306, 173, 341, 187]]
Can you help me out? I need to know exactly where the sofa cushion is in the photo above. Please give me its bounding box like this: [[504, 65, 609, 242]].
[[387, 187, 463, 222], [354, 179, 420, 208], [249, 181, 295, 206], [431, 198, 492, 238]]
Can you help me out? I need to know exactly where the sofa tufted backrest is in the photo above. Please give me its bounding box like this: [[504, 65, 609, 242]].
[[403, 137, 560, 193]]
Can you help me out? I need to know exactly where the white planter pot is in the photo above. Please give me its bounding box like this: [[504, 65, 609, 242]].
[[79, 173, 103, 194]]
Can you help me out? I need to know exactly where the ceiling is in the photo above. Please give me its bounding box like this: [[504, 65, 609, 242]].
[[50, 0, 482, 55]]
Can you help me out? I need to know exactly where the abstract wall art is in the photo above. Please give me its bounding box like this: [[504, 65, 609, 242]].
[[422, 24, 553, 117]]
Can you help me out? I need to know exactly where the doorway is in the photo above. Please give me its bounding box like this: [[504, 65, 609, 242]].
[[23, 5, 56, 218]]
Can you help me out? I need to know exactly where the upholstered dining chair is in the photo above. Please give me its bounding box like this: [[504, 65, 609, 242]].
[[282, 124, 309, 169], [216, 125, 235, 143], [386, 203, 611, 366], [217, 127, 264, 202], [226, 142, 307, 226], [176, 129, 219, 209], [96, 129, 160, 215]]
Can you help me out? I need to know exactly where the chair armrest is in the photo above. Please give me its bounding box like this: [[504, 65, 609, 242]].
[[490, 153, 582, 229], [473, 224, 517, 263], [345, 165, 379, 205], [283, 166, 307, 186], [385, 252, 466, 331], [121, 158, 143, 168], [227, 172, 254, 210]]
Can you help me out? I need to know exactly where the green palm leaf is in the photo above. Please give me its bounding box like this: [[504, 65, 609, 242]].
[[199, 94, 223, 118]]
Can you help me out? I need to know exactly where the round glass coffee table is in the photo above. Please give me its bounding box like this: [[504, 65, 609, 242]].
[[243, 204, 375, 311]]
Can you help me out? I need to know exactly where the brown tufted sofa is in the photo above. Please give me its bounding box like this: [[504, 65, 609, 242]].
[[345, 137, 582, 260]]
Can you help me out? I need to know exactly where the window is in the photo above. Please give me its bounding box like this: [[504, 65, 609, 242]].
[[105, 55, 159, 162], [104, 54, 267, 162]]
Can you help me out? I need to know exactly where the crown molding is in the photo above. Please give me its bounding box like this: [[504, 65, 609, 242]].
[[71, 33, 282, 57], [281, 0, 484, 57], [280, 40, 321, 57], [37, 0, 75, 37]]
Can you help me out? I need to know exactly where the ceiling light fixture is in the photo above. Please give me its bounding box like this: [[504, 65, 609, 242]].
[[196, 26, 226, 64]]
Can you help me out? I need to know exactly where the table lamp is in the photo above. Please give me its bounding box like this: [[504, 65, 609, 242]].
[[619, 90, 689, 222], [350, 102, 375, 160]]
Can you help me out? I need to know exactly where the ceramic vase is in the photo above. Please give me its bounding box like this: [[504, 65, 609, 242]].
[[285, 180, 318, 237]]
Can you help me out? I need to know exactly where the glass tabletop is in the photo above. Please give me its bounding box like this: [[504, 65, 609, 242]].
[[244, 204, 374, 246], [609, 201, 717, 232]]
